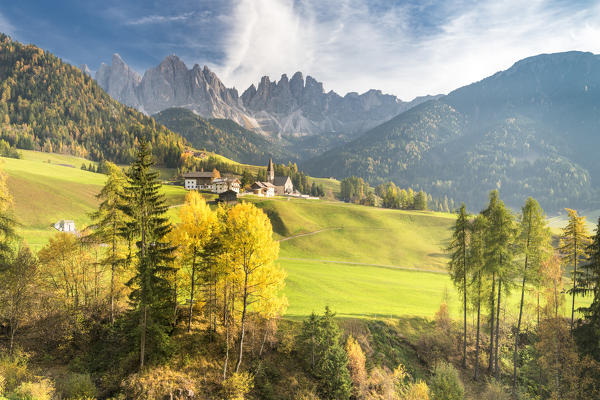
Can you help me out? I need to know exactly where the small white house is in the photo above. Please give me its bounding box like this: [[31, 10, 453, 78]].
[[54, 220, 76, 233]]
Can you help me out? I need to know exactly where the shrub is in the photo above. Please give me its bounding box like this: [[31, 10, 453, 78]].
[[402, 380, 430, 400], [346, 335, 368, 399], [59, 373, 97, 399], [7, 379, 55, 400], [222, 372, 254, 400], [481, 380, 509, 400], [0, 353, 31, 394], [429, 362, 464, 400], [122, 367, 195, 399]]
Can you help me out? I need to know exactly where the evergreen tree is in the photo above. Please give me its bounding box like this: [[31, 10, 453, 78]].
[[560, 208, 590, 332], [447, 203, 470, 368], [414, 190, 428, 210], [121, 140, 175, 370], [574, 217, 600, 361], [512, 197, 550, 393], [0, 167, 17, 269], [469, 214, 486, 381], [90, 162, 128, 324], [298, 307, 352, 400], [482, 190, 516, 376]]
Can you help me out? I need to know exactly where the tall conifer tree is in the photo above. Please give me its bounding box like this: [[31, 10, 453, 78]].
[[560, 208, 590, 332], [448, 203, 470, 368], [512, 197, 550, 392], [121, 140, 175, 370]]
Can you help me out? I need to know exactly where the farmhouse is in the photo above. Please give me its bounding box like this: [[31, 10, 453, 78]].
[[251, 181, 275, 197], [54, 220, 76, 233], [183, 169, 221, 190], [212, 177, 241, 194]]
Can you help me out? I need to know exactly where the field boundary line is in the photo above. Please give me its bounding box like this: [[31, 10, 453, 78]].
[[279, 227, 343, 242], [278, 257, 446, 274]]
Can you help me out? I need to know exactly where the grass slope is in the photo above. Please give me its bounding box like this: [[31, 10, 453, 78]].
[[2, 150, 187, 249]]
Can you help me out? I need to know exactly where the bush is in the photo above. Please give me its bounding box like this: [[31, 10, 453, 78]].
[[222, 372, 254, 400], [402, 380, 430, 400], [59, 373, 97, 399], [122, 367, 195, 399], [481, 380, 509, 400], [429, 362, 464, 400], [7, 379, 55, 400], [0, 353, 31, 394]]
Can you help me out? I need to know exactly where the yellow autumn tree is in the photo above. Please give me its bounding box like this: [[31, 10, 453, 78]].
[[560, 208, 590, 331], [170, 191, 218, 332], [222, 202, 284, 373], [346, 335, 368, 399]]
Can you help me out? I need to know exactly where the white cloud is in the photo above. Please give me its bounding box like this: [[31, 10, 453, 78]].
[[126, 11, 196, 26], [214, 0, 600, 100]]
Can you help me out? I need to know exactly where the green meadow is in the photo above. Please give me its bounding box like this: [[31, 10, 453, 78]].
[[1, 150, 589, 321]]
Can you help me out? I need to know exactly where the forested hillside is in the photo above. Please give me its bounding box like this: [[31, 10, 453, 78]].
[[0, 34, 186, 166], [306, 51, 600, 212], [154, 108, 296, 164]]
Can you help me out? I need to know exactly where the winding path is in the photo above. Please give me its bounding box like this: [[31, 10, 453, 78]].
[[278, 227, 343, 242]]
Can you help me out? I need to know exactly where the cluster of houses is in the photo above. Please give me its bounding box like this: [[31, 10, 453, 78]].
[[182, 158, 294, 200]]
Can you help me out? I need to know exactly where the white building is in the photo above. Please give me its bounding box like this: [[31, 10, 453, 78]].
[[251, 181, 275, 197], [54, 220, 76, 233]]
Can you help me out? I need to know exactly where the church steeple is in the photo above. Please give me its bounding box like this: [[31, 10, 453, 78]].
[[267, 158, 275, 183]]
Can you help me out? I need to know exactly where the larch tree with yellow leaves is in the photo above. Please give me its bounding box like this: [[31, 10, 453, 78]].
[[222, 202, 284, 373], [171, 191, 218, 332]]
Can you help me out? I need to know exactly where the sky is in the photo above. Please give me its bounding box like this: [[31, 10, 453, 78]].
[[2, 0, 600, 100]]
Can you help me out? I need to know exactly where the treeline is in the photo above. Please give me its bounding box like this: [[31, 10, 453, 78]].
[[0, 34, 186, 166], [0, 142, 286, 398], [447, 191, 600, 398], [340, 176, 455, 211]]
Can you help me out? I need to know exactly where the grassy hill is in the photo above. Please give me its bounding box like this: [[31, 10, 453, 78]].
[[2, 150, 588, 321]]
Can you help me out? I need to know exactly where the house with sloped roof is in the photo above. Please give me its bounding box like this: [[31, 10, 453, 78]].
[[183, 169, 221, 190], [251, 181, 275, 197], [54, 220, 76, 233]]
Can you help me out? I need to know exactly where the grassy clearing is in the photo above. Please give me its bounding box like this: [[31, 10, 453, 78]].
[[1, 152, 187, 249]]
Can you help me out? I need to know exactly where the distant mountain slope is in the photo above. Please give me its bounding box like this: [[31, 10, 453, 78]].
[[94, 54, 437, 146], [153, 108, 295, 165], [306, 51, 600, 212], [0, 34, 186, 166]]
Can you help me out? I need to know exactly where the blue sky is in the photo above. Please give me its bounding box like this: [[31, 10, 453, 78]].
[[3, 0, 600, 99]]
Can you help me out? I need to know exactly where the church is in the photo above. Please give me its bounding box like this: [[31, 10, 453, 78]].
[[252, 159, 294, 196]]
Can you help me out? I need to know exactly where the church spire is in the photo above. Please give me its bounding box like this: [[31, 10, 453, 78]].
[[267, 158, 275, 183]]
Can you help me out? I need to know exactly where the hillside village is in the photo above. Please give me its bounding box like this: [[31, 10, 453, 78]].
[[183, 158, 300, 198]]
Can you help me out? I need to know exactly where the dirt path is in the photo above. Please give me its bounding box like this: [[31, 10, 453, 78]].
[[278, 227, 343, 242], [278, 257, 446, 274]]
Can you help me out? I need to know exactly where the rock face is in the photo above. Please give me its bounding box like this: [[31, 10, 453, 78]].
[[95, 54, 142, 110], [94, 54, 434, 138]]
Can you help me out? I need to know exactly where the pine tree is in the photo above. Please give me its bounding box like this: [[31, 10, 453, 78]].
[[512, 197, 550, 393], [121, 140, 175, 370], [469, 214, 486, 380], [482, 190, 516, 376], [447, 203, 470, 368], [298, 307, 352, 400], [574, 217, 600, 360], [560, 208, 590, 332], [90, 162, 128, 324]]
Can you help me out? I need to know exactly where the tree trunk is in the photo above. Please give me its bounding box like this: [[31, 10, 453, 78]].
[[188, 251, 197, 332], [223, 286, 230, 380], [571, 236, 577, 333], [488, 272, 496, 373], [9, 321, 17, 355], [513, 248, 530, 394], [462, 230, 468, 369], [140, 304, 147, 370], [494, 279, 502, 377], [474, 275, 481, 381], [235, 272, 249, 373], [110, 219, 117, 325]]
